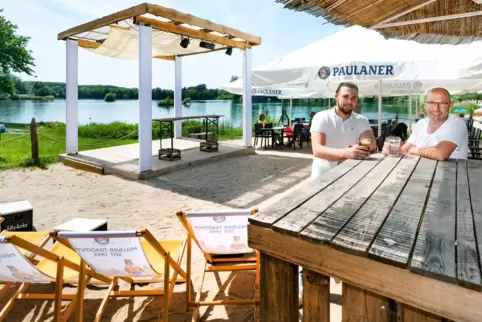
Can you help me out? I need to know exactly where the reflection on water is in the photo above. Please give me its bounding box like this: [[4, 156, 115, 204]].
[[0, 99, 412, 126]]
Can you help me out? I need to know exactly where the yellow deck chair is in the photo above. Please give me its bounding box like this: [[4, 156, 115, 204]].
[[0, 234, 110, 321], [51, 228, 187, 322], [176, 208, 260, 321]]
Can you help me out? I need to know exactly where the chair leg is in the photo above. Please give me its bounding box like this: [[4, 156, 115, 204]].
[[192, 263, 207, 322], [54, 257, 65, 322], [186, 237, 192, 312], [164, 252, 170, 322], [75, 260, 87, 322], [0, 282, 29, 320], [94, 278, 118, 322]]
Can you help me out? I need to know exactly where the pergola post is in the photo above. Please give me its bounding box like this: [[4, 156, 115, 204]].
[[174, 56, 182, 139], [242, 47, 253, 147], [138, 23, 153, 173], [66, 39, 78, 155]]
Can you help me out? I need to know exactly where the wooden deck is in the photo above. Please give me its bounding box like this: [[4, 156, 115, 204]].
[[248, 154, 482, 322]]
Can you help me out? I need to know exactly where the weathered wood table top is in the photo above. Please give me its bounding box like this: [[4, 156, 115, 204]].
[[248, 154, 482, 321]]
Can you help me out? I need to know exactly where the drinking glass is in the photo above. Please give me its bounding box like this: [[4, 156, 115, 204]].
[[359, 138, 371, 159], [386, 136, 401, 156]]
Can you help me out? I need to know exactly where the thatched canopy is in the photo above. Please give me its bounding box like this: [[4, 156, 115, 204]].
[[275, 0, 482, 45], [58, 3, 261, 60]]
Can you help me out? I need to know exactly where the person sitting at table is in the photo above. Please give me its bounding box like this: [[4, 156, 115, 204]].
[[301, 111, 316, 142], [257, 114, 267, 128], [310, 82, 376, 181], [382, 87, 468, 160]]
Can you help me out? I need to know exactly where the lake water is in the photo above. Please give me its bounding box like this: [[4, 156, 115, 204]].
[[0, 99, 413, 126]]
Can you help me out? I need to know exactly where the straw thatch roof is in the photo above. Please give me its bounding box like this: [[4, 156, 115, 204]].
[[275, 0, 482, 45], [58, 3, 261, 60]]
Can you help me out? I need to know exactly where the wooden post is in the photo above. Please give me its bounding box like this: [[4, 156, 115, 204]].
[[342, 283, 390, 322], [260, 253, 298, 322], [30, 118, 39, 164], [303, 269, 330, 322]]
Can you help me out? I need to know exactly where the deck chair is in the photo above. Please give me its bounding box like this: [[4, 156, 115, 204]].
[[51, 228, 187, 322], [0, 234, 109, 321], [176, 208, 260, 321]]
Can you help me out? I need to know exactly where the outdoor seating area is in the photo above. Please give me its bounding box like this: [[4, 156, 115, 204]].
[[4, 0, 482, 321]]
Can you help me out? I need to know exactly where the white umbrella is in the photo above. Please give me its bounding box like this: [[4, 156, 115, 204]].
[[248, 26, 482, 134]]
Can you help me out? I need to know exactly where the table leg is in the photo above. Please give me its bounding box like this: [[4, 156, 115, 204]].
[[342, 282, 391, 322], [260, 252, 298, 322], [403, 305, 443, 322], [303, 269, 330, 322]]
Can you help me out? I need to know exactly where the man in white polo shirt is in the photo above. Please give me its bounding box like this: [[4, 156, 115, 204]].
[[310, 82, 376, 181], [383, 87, 468, 160]]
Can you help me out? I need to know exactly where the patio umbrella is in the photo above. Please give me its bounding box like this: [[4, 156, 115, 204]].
[[474, 107, 482, 115], [246, 26, 482, 134], [453, 108, 468, 113]]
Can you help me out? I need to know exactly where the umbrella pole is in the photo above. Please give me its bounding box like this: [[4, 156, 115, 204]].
[[409, 92, 413, 133], [378, 80, 382, 138], [289, 99, 293, 127]]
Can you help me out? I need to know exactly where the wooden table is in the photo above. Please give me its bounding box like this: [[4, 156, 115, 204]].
[[153, 115, 224, 160], [248, 154, 482, 322]]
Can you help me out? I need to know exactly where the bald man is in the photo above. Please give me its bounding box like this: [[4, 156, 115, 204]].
[[384, 87, 468, 160]]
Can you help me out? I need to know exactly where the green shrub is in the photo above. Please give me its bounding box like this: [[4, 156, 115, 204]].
[[104, 93, 116, 102]]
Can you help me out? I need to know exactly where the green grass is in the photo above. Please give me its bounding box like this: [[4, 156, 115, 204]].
[[0, 120, 243, 170]]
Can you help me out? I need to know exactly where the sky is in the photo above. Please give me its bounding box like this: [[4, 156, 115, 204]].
[[1, 0, 343, 89]]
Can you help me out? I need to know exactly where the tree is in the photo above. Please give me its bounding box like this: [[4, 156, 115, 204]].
[[0, 9, 35, 95]]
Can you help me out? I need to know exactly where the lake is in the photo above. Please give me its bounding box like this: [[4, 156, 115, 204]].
[[0, 99, 413, 126]]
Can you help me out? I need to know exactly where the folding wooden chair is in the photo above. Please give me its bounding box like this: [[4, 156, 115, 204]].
[[176, 208, 260, 321], [51, 228, 187, 322], [0, 234, 109, 321]]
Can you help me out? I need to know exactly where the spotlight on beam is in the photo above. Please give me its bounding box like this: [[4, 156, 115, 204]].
[[180, 37, 190, 48], [225, 47, 233, 56], [199, 41, 215, 50]]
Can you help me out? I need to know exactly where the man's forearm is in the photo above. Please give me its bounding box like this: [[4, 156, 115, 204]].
[[409, 146, 446, 161], [313, 145, 347, 161]]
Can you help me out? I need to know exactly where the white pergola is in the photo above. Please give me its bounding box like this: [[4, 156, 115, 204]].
[[58, 3, 262, 173]]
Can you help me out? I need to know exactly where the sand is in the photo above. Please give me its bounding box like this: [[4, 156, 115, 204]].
[[0, 148, 342, 321]]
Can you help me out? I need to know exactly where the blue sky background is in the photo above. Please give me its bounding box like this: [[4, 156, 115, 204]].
[[2, 0, 343, 89]]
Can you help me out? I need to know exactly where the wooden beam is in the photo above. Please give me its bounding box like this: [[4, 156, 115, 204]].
[[58, 3, 148, 40], [135, 16, 248, 50], [372, 10, 482, 29], [178, 46, 229, 57], [154, 55, 175, 60], [77, 39, 101, 49], [371, 0, 437, 27], [146, 3, 261, 45]]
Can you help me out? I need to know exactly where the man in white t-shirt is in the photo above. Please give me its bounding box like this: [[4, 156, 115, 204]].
[[310, 82, 376, 181], [383, 87, 468, 160]]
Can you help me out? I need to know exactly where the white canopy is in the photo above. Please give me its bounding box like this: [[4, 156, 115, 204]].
[[223, 78, 328, 99], [247, 26, 482, 96]]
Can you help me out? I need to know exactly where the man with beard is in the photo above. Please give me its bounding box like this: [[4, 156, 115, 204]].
[[310, 82, 376, 180], [383, 87, 468, 160]]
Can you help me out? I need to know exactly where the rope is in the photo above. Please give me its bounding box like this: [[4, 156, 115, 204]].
[[0, 133, 31, 144], [36, 128, 138, 147], [77, 128, 138, 147], [36, 133, 66, 143]]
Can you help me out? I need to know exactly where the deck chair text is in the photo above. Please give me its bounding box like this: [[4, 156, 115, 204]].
[[51, 228, 186, 322], [177, 208, 260, 321]]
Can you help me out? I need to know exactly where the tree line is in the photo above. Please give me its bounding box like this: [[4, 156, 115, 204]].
[[7, 75, 280, 103]]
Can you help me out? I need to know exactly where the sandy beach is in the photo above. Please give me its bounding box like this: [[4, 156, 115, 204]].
[[0, 147, 342, 321]]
